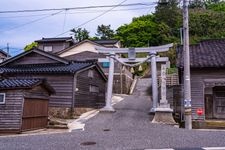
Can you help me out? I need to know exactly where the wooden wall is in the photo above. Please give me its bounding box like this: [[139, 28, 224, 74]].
[[9, 53, 60, 65], [38, 42, 71, 53], [75, 68, 106, 108], [0, 90, 24, 132], [0, 85, 51, 133], [9, 74, 74, 108], [185, 68, 225, 120]]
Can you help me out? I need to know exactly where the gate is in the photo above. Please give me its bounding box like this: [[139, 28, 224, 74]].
[[21, 99, 48, 131]]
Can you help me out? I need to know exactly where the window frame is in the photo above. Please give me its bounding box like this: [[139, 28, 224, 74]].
[[0, 93, 6, 104], [88, 69, 94, 78], [43, 46, 53, 52], [89, 85, 99, 93]]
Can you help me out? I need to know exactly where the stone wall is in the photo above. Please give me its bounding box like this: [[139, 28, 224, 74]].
[[49, 107, 95, 119]]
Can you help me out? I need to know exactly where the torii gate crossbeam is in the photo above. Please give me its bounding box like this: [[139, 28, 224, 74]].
[[95, 43, 173, 113]]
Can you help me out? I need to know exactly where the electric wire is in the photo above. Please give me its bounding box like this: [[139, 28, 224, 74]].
[[0, 3, 155, 14], [0, 6, 155, 19], [0, 10, 63, 33], [55, 0, 128, 37], [62, 9, 68, 32]]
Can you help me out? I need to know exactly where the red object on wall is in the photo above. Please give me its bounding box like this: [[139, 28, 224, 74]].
[[196, 108, 204, 116]]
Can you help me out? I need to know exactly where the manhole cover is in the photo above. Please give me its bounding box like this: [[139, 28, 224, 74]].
[[80, 141, 96, 146], [103, 128, 110, 131]]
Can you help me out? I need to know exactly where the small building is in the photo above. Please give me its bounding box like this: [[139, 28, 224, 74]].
[[177, 39, 225, 127], [0, 48, 107, 118], [0, 78, 54, 133], [35, 37, 75, 54], [57, 39, 133, 94], [0, 49, 9, 63]]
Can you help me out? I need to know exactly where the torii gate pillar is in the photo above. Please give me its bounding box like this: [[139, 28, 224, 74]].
[[150, 52, 158, 113], [100, 52, 116, 112]]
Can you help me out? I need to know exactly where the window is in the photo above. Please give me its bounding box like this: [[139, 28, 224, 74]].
[[102, 62, 110, 68], [88, 70, 94, 78], [0, 93, 5, 104], [43, 46, 53, 52], [89, 85, 99, 93]]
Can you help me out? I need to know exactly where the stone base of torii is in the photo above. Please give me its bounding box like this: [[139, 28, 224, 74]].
[[152, 64, 177, 125]]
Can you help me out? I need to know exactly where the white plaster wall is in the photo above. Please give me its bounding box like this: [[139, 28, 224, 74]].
[[60, 42, 99, 57]]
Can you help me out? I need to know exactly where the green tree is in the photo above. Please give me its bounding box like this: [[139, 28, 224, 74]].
[[154, 0, 182, 37], [70, 28, 90, 42], [115, 15, 174, 48], [206, 1, 225, 11], [24, 42, 38, 51], [189, 9, 225, 43], [96, 24, 115, 39]]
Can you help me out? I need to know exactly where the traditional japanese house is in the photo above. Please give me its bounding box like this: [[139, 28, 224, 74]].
[[0, 49, 9, 63], [177, 39, 225, 128], [35, 37, 75, 54], [0, 48, 107, 118], [0, 78, 54, 133], [57, 39, 133, 94]]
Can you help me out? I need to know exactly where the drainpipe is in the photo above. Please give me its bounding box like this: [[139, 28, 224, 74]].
[[71, 73, 77, 114]]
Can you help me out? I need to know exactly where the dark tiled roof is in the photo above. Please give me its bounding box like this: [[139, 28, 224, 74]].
[[0, 49, 9, 57], [64, 51, 106, 61], [92, 39, 119, 45], [0, 61, 93, 74], [0, 78, 42, 89], [0, 78, 55, 93], [35, 37, 74, 43], [177, 39, 225, 68]]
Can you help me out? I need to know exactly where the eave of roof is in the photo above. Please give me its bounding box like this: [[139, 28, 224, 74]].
[[0, 61, 93, 74], [0, 48, 69, 66], [0, 78, 55, 93], [92, 39, 119, 45], [35, 37, 74, 43]]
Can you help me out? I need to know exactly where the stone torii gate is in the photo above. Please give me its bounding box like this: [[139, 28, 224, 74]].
[[95, 43, 173, 112]]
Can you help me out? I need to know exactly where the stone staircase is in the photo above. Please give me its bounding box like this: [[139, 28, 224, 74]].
[[133, 78, 151, 97]]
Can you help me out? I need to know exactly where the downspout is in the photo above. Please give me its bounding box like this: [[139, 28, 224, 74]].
[[71, 73, 77, 115]]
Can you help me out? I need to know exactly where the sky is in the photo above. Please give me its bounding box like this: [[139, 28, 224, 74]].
[[0, 0, 157, 56]]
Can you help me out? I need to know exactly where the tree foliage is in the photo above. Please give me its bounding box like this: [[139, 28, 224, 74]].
[[24, 42, 38, 51], [189, 9, 225, 43], [154, 0, 182, 37], [115, 15, 174, 48], [206, 1, 225, 11], [96, 24, 115, 40], [70, 28, 90, 42]]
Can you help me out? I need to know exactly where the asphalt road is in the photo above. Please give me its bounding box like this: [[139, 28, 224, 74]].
[[0, 78, 225, 150]]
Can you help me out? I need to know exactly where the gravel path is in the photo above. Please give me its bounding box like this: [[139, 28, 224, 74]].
[[0, 78, 225, 150]]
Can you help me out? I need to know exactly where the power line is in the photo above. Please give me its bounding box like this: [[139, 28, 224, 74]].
[[0, 6, 155, 19], [0, 10, 63, 33], [55, 0, 129, 37], [0, 3, 155, 14], [62, 10, 68, 32]]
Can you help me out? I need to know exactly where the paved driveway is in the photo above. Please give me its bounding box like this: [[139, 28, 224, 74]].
[[0, 78, 225, 150]]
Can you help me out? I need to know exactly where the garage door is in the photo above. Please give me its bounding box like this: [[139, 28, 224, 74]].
[[21, 99, 48, 131]]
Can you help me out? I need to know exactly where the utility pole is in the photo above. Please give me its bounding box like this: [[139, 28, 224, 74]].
[[183, 0, 192, 129], [7, 43, 9, 58]]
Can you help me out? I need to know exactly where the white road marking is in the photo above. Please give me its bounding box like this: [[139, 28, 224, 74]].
[[203, 147, 225, 150]]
